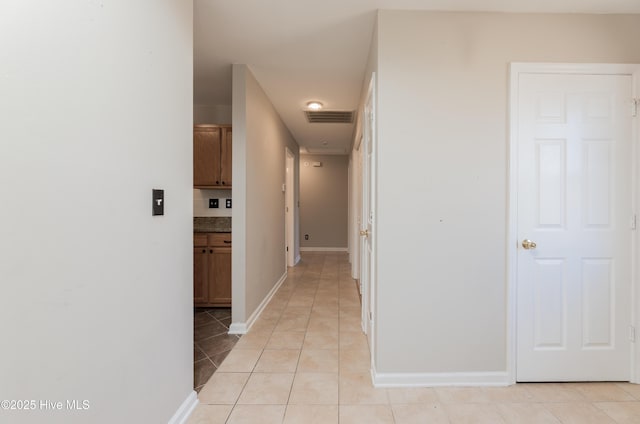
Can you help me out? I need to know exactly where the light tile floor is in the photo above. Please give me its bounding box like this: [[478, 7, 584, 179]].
[[187, 252, 640, 423]]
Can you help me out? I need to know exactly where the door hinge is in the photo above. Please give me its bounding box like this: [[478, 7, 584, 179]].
[[633, 99, 639, 117], [632, 214, 637, 230], [630, 326, 636, 342], [369, 312, 373, 321], [286, 246, 288, 252]]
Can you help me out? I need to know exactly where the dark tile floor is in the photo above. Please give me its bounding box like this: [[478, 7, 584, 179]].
[[193, 307, 239, 392]]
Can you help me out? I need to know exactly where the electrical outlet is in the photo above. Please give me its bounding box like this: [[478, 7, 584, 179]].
[[209, 198, 218, 208], [226, 199, 232, 208], [304, 234, 309, 240]]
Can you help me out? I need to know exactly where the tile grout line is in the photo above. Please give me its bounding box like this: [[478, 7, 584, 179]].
[[194, 307, 235, 391], [218, 255, 355, 423], [335, 254, 344, 423], [283, 259, 313, 421], [197, 254, 640, 424]]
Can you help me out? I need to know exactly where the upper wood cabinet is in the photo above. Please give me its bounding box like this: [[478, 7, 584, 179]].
[[194, 125, 232, 189], [220, 127, 232, 187]]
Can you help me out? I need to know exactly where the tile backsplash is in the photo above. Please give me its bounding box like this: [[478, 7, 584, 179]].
[[193, 189, 232, 217]]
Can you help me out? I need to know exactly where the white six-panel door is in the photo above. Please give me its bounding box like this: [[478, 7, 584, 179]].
[[516, 72, 633, 381]]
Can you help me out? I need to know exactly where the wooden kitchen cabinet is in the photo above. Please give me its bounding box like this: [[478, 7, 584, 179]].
[[193, 234, 209, 304], [220, 127, 232, 187], [193, 232, 231, 307], [208, 246, 231, 305], [194, 125, 232, 189]]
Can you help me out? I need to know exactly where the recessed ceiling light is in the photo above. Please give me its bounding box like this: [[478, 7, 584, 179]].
[[306, 101, 323, 110], [321, 141, 328, 145]]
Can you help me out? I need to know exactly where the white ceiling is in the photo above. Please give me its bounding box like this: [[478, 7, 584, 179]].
[[194, 0, 640, 155]]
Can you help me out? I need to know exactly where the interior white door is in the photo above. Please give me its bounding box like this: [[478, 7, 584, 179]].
[[351, 138, 362, 281], [360, 74, 375, 356], [516, 73, 633, 381]]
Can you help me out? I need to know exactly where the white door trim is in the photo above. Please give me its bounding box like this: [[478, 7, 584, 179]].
[[350, 141, 362, 281], [361, 72, 377, 371], [285, 147, 296, 267], [507, 62, 640, 384]]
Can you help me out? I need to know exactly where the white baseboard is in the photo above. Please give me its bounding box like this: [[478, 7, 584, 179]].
[[228, 271, 288, 335], [372, 369, 510, 387], [300, 247, 348, 252], [168, 391, 198, 424], [294, 254, 301, 265], [228, 322, 246, 334]]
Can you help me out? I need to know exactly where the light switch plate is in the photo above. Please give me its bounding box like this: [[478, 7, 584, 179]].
[[152, 189, 164, 216]]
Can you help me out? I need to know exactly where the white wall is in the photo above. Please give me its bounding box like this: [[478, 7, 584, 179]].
[[0, 1, 194, 423], [193, 189, 232, 217], [374, 11, 640, 379], [232, 65, 300, 329], [194, 104, 232, 125], [300, 154, 349, 249]]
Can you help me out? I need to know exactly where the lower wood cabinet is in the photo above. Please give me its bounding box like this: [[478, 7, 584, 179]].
[[194, 232, 231, 307]]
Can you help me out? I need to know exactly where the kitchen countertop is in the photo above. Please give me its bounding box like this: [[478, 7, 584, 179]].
[[194, 217, 231, 233]]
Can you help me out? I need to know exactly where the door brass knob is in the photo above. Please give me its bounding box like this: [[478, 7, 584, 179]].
[[359, 230, 369, 237], [522, 239, 537, 250]]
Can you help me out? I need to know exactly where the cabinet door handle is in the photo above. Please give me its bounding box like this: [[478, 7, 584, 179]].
[[223, 240, 231, 244], [210, 249, 213, 253], [216, 180, 219, 184], [202, 249, 206, 253]]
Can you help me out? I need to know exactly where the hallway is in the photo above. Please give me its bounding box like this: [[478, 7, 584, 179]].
[[187, 253, 640, 423]]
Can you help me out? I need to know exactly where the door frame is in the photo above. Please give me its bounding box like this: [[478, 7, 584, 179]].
[[351, 136, 363, 281], [349, 136, 362, 282], [285, 147, 296, 267], [507, 62, 640, 384], [360, 72, 376, 368]]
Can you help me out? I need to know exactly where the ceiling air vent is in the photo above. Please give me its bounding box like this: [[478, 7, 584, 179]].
[[304, 110, 354, 124]]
